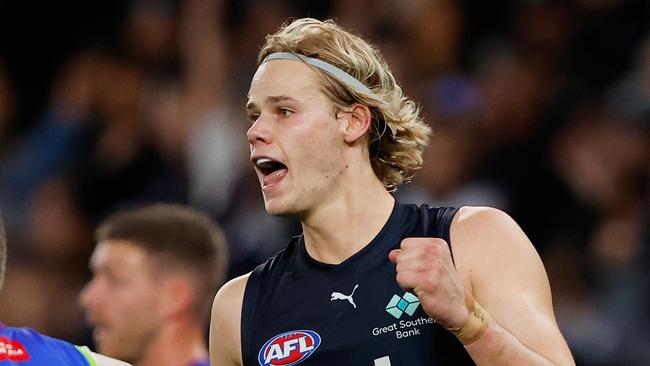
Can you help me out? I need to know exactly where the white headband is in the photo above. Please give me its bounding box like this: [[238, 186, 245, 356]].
[[262, 52, 373, 96]]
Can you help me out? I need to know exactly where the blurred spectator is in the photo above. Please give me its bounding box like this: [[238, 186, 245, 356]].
[[549, 103, 649, 365], [0, 60, 16, 156]]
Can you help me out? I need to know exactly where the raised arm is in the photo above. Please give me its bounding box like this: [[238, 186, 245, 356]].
[[210, 273, 249, 366], [390, 206, 574, 365], [179, 0, 227, 119], [451, 206, 574, 365]]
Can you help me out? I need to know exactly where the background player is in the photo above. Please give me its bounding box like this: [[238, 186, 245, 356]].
[[80, 204, 228, 366], [0, 212, 131, 366]]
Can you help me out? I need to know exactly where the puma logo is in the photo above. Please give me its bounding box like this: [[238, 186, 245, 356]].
[[330, 284, 359, 308]]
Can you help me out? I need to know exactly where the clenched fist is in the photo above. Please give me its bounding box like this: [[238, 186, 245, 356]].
[[388, 237, 469, 331]]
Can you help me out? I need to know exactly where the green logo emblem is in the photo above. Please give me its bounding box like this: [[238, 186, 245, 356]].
[[385, 292, 419, 319]]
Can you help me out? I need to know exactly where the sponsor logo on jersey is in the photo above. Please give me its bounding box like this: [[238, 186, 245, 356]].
[[258, 330, 321, 366], [0, 336, 30, 361], [385, 292, 420, 319]]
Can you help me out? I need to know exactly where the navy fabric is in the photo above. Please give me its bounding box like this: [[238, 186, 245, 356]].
[[241, 201, 475, 366]]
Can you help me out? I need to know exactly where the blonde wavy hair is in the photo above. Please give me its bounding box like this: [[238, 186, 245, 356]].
[[258, 18, 431, 192]]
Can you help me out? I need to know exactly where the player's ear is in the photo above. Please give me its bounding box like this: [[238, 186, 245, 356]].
[[342, 103, 372, 144], [160, 277, 193, 317]]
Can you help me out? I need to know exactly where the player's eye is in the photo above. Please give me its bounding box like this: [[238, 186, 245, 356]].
[[248, 113, 260, 123], [104, 272, 128, 287], [279, 108, 293, 117]]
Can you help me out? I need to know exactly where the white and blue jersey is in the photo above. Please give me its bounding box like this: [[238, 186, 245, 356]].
[[1, 322, 94, 365], [241, 201, 476, 366]]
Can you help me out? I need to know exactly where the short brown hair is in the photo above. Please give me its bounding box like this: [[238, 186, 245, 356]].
[[258, 18, 432, 192], [96, 204, 228, 321]]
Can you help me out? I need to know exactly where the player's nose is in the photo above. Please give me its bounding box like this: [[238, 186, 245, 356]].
[[78, 278, 101, 310], [247, 114, 273, 145]]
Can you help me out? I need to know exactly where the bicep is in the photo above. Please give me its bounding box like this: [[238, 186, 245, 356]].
[[453, 207, 573, 364], [210, 273, 249, 366]]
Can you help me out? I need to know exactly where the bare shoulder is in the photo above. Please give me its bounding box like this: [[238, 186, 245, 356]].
[[450, 205, 546, 289], [213, 272, 250, 310], [450, 206, 537, 269], [451, 206, 574, 364], [451, 206, 524, 242], [210, 272, 251, 366]]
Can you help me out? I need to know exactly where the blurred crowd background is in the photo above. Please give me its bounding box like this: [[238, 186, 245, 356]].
[[0, 0, 648, 365]]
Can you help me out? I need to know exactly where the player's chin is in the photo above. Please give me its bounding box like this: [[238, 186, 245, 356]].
[[263, 198, 297, 217], [264, 203, 290, 217]]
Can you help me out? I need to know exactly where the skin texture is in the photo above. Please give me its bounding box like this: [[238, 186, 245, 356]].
[[80, 240, 209, 366], [246, 60, 352, 218], [210, 58, 575, 366], [81, 241, 165, 362], [390, 207, 575, 365]]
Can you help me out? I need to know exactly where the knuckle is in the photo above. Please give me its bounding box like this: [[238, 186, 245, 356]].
[[400, 238, 415, 249], [421, 248, 439, 264], [423, 245, 438, 257], [434, 239, 450, 252]]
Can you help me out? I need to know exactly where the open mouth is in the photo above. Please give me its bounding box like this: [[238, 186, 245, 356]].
[[254, 157, 287, 177], [254, 157, 288, 189]]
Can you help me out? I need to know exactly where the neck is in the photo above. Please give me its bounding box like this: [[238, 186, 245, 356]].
[[136, 314, 208, 366], [301, 163, 395, 264]]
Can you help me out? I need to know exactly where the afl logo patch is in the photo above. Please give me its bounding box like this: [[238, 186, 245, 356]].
[[258, 330, 321, 366]]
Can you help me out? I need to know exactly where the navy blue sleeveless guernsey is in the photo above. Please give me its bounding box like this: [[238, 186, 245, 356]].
[[241, 201, 476, 366]]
